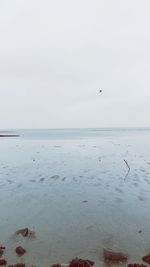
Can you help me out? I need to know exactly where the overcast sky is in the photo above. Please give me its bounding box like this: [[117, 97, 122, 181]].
[[0, 0, 150, 128]]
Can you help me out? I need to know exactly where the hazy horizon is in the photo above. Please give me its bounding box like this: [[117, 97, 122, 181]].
[[1, 126, 150, 131]]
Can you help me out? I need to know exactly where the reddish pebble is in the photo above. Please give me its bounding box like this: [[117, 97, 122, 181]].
[[0, 259, 7, 265], [103, 249, 128, 263], [15, 246, 26, 256], [8, 265, 25, 267], [17, 228, 29, 237], [69, 258, 94, 267], [128, 264, 147, 267], [143, 254, 150, 264]]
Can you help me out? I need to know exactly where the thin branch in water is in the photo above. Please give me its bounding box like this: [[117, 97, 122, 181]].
[[124, 159, 130, 178]]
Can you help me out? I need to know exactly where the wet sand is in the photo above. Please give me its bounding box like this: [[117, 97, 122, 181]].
[[0, 130, 150, 267]]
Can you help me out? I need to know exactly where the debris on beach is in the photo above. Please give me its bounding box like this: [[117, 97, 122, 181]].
[[15, 246, 26, 256], [14, 227, 36, 239], [124, 159, 131, 178], [69, 258, 94, 267], [0, 259, 7, 265], [142, 254, 150, 264], [8, 264, 26, 267], [103, 249, 128, 263], [16, 228, 29, 237]]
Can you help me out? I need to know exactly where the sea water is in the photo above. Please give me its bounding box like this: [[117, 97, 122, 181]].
[[0, 128, 150, 267]]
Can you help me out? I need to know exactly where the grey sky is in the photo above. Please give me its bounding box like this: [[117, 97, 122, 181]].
[[0, 0, 150, 128]]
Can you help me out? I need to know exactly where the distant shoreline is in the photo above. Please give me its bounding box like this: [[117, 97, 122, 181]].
[[0, 135, 20, 137]]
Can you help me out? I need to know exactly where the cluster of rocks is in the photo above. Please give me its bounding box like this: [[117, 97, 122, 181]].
[[103, 249, 150, 266], [1, 228, 150, 267]]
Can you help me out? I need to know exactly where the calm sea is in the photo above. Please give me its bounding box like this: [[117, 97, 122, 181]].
[[0, 128, 150, 267], [1, 127, 150, 139]]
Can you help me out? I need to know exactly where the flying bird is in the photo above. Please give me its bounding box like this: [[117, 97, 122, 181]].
[[99, 89, 103, 93]]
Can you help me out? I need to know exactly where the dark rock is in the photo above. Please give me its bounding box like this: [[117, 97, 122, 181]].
[[142, 254, 150, 264], [69, 258, 94, 267], [103, 249, 128, 263], [16, 228, 29, 237], [0, 259, 7, 265], [15, 246, 26, 256]]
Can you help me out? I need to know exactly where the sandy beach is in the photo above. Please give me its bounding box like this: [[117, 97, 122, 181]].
[[0, 129, 150, 267]]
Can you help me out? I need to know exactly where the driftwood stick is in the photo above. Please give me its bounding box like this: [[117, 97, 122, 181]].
[[124, 159, 130, 178]]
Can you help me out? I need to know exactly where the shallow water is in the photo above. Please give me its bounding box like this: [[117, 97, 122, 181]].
[[0, 128, 150, 267]]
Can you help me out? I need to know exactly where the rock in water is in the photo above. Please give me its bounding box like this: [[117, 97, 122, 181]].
[[16, 228, 29, 237], [15, 246, 26, 256], [103, 249, 128, 263], [0, 259, 7, 266], [69, 258, 94, 267], [142, 254, 150, 264]]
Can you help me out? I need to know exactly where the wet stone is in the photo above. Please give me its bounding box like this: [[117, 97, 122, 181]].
[[142, 254, 150, 264], [103, 249, 128, 263], [69, 258, 94, 267], [0, 259, 7, 266], [15, 246, 26, 256]]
